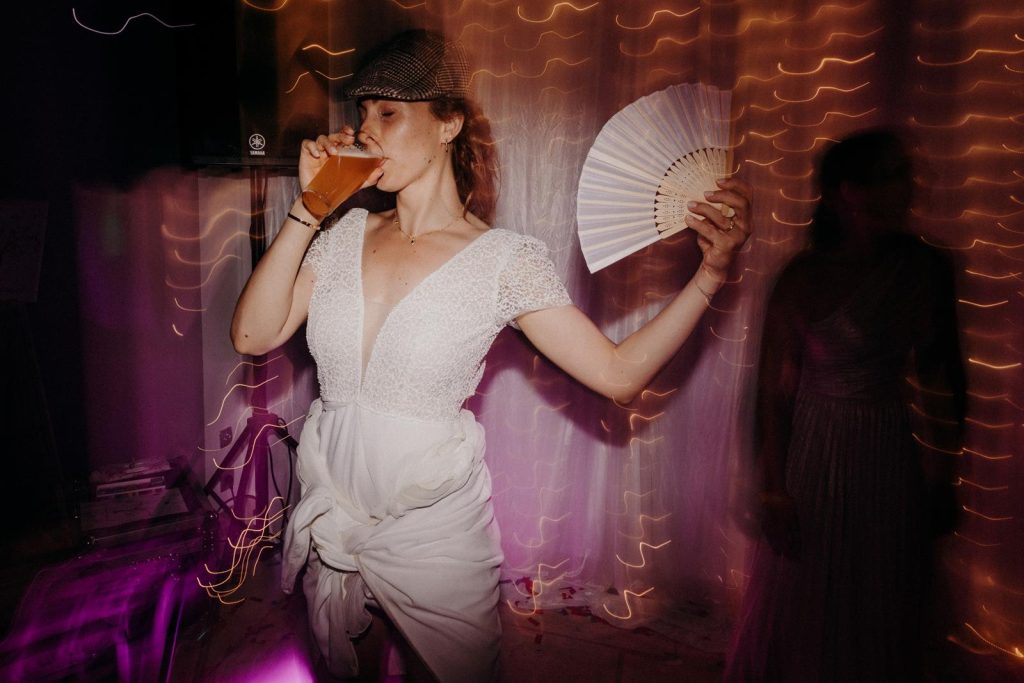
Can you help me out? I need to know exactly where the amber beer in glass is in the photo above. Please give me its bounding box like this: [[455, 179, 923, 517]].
[[301, 147, 382, 219]]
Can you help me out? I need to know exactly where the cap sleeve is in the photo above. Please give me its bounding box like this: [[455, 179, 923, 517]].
[[497, 235, 572, 328]]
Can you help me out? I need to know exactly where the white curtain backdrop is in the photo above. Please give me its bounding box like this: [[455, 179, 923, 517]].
[[185, 0, 1022, 663]]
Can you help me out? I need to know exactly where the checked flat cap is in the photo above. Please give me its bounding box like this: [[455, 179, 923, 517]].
[[343, 29, 470, 101]]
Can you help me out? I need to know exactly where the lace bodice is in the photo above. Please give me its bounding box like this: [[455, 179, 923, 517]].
[[302, 209, 571, 421]]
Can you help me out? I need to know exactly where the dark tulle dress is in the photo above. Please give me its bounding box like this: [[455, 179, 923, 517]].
[[726, 248, 933, 681]]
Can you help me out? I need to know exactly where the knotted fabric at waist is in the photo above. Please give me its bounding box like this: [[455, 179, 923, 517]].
[[279, 398, 487, 677]]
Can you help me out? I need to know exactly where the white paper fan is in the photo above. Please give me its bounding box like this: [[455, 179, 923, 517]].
[[576, 83, 733, 273]]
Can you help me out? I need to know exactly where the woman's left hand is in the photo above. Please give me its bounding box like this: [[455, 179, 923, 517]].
[[684, 177, 753, 280]]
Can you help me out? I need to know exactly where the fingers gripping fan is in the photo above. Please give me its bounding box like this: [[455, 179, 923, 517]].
[[576, 83, 732, 273]]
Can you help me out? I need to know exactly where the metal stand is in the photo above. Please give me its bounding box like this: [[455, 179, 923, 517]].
[[203, 167, 297, 528]]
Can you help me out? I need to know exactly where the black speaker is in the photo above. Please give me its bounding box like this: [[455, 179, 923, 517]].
[[176, 2, 330, 168]]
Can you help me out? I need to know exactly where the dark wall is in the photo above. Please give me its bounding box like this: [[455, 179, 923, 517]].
[[0, 2, 188, 532]]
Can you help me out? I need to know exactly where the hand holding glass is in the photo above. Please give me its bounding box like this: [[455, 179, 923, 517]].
[[301, 145, 382, 220]]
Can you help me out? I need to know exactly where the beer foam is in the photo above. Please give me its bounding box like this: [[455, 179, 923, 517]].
[[340, 146, 381, 158]]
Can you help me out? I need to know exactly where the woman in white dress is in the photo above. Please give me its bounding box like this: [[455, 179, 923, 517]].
[[231, 29, 751, 682]]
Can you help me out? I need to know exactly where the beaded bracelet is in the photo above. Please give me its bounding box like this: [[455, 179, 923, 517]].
[[287, 212, 319, 230]]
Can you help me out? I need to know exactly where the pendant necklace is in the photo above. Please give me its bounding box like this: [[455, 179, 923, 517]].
[[393, 212, 459, 245]]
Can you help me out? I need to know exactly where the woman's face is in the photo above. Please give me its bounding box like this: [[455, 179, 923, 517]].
[[356, 99, 448, 194]]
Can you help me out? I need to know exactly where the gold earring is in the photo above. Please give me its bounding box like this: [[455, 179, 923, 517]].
[[443, 140, 451, 153]]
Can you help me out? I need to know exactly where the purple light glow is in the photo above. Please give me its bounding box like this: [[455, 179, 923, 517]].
[[0, 537, 205, 682]]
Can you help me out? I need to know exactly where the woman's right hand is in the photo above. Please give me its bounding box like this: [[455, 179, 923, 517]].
[[298, 126, 382, 190]]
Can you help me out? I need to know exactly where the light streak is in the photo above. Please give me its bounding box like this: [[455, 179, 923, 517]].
[[513, 57, 591, 78], [458, 22, 510, 43], [71, 8, 194, 35], [773, 137, 839, 153], [953, 532, 1001, 548], [957, 477, 1009, 492], [503, 29, 582, 50], [773, 82, 870, 103], [603, 587, 655, 620], [748, 129, 787, 140], [619, 35, 700, 58], [916, 13, 1024, 33], [511, 512, 571, 548], [963, 447, 1013, 461], [388, 0, 426, 8], [206, 376, 279, 426], [285, 71, 312, 94], [747, 101, 787, 113], [913, 112, 1024, 129], [958, 298, 1008, 308], [967, 358, 1021, 370], [242, 0, 290, 9], [771, 212, 812, 227], [966, 269, 1022, 280], [639, 388, 678, 400], [212, 419, 285, 471], [171, 324, 184, 337], [782, 108, 877, 127], [709, 13, 798, 37], [718, 351, 754, 368], [965, 416, 1014, 429], [914, 143, 1023, 159], [268, 415, 304, 449], [198, 498, 288, 604], [173, 297, 205, 312], [516, 2, 599, 23], [805, 1, 870, 21], [777, 52, 875, 76], [917, 47, 1024, 67], [779, 188, 821, 202], [174, 229, 249, 266], [962, 623, 1024, 659], [744, 157, 784, 167], [962, 506, 1014, 523], [628, 412, 664, 431], [616, 540, 671, 568], [710, 326, 749, 342], [919, 236, 1024, 250], [162, 208, 255, 242], [756, 236, 799, 246], [165, 254, 242, 291], [614, 7, 699, 30], [225, 355, 283, 384], [469, 67, 517, 84], [301, 43, 355, 57], [313, 70, 354, 82], [785, 27, 883, 50]]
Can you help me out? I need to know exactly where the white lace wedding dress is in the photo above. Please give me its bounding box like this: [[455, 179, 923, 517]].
[[281, 208, 571, 681]]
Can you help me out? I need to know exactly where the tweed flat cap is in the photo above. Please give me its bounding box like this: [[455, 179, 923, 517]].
[[343, 29, 470, 101]]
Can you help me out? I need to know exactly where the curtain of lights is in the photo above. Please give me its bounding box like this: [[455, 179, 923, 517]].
[[170, 0, 1022, 671]]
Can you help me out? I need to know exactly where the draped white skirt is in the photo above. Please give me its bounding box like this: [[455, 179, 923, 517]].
[[281, 399, 503, 681]]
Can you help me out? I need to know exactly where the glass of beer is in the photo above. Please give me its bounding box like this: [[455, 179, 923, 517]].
[[301, 145, 383, 220]]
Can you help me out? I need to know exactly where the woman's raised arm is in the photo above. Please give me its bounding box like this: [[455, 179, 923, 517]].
[[518, 178, 751, 403], [230, 128, 383, 355]]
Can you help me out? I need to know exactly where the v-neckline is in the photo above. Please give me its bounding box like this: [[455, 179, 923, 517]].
[[355, 210, 494, 386]]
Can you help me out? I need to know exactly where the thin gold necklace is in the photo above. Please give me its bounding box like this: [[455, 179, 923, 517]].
[[393, 212, 460, 244]]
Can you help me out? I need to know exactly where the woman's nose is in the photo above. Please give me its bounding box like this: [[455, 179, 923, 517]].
[[356, 123, 378, 147]]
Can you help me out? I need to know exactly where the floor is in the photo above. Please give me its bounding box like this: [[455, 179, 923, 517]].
[[0, 518, 727, 683], [170, 554, 727, 682], [0, 517, 1017, 682]]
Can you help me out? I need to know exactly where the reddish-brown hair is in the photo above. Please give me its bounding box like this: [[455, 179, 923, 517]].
[[430, 97, 499, 224]]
